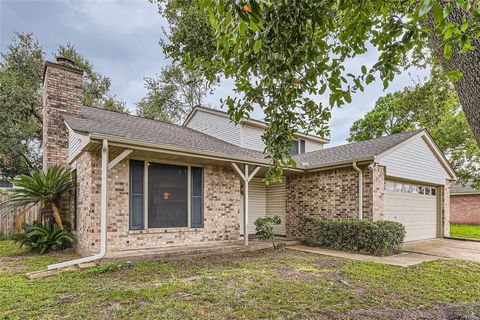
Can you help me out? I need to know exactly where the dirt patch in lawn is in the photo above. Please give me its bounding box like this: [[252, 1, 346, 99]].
[[319, 303, 480, 320]]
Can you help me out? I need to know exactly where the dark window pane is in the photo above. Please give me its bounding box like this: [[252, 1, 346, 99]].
[[191, 167, 203, 228], [290, 140, 299, 155], [300, 139, 306, 154], [131, 160, 144, 194], [130, 160, 144, 230], [148, 163, 188, 228], [131, 195, 144, 228]]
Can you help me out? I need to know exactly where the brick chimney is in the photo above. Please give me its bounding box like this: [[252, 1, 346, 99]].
[[43, 57, 84, 169]]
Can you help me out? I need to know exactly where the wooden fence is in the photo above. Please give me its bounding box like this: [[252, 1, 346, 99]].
[[0, 194, 39, 236]]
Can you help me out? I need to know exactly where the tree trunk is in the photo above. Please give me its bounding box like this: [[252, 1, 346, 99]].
[[426, 3, 480, 146]]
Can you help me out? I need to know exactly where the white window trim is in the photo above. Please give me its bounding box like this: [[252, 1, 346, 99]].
[[130, 157, 204, 230]]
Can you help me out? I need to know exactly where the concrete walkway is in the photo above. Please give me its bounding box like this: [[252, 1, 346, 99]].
[[287, 245, 440, 267], [404, 238, 480, 263]]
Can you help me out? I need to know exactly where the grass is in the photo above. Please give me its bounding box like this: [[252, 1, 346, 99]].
[[0, 240, 479, 319], [451, 224, 480, 241]]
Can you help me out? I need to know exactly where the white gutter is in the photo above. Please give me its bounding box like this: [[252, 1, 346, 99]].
[[352, 161, 363, 221], [48, 139, 109, 270]]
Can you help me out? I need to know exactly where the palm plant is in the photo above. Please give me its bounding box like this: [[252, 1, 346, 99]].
[[13, 222, 76, 254], [1, 165, 75, 230]]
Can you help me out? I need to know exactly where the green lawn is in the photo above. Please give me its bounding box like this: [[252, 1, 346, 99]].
[[1, 240, 480, 319], [451, 224, 480, 241]]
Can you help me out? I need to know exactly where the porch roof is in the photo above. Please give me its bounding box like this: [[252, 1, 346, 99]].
[[65, 106, 269, 165]]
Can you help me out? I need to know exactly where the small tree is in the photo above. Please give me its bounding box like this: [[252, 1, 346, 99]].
[[254, 215, 281, 249], [1, 165, 76, 230]]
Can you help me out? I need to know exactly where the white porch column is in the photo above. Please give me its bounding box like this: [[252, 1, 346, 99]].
[[231, 163, 261, 246]]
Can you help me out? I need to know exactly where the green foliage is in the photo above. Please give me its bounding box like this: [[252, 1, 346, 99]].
[[254, 215, 281, 249], [136, 64, 211, 124], [0, 33, 126, 179], [348, 67, 480, 188], [175, 0, 480, 182], [2, 165, 75, 226], [0, 33, 43, 178], [302, 217, 406, 256], [12, 222, 75, 254]]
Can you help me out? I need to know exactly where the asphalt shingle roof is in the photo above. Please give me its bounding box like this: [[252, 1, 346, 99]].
[[450, 182, 480, 194], [65, 106, 424, 168], [64, 106, 267, 162], [293, 130, 423, 167]]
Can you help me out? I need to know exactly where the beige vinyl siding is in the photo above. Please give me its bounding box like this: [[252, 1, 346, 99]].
[[240, 178, 267, 235], [185, 109, 241, 146], [241, 125, 265, 151], [379, 136, 450, 185], [305, 140, 324, 152], [266, 181, 287, 235]]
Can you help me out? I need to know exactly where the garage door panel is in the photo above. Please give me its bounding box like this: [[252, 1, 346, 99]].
[[384, 180, 438, 242]]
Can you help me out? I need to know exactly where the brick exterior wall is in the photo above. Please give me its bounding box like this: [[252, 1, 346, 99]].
[[442, 181, 451, 237], [451, 194, 480, 225], [285, 165, 381, 238], [74, 152, 241, 256], [43, 60, 84, 169], [72, 151, 101, 255]]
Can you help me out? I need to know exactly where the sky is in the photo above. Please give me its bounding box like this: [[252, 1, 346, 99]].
[[1, 0, 431, 147]]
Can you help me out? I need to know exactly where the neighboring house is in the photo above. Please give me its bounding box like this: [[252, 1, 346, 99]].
[[42, 58, 456, 263], [450, 182, 480, 225]]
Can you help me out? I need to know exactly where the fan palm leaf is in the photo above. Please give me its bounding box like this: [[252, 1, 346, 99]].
[[1, 165, 75, 229]]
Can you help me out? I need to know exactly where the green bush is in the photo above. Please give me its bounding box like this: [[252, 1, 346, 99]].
[[13, 222, 76, 254], [254, 215, 282, 249], [301, 217, 406, 256]]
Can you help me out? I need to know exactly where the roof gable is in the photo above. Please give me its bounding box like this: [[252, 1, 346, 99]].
[[377, 131, 456, 184]]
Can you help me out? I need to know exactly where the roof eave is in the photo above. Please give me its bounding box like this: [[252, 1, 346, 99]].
[[303, 156, 375, 172], [88, 132, 274, 167]]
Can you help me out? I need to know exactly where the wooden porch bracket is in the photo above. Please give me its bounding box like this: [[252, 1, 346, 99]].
[[108, 149, 133, 170], [231, 163, 260, 246]]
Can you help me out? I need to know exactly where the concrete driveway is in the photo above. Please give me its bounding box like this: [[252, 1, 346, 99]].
[[404, 238, 480, 262]]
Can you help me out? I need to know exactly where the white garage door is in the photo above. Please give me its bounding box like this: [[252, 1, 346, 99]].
[[384, 180, 438, 242]]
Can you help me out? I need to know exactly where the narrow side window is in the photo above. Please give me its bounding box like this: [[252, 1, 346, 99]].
[[191, 167, 203, 228], [130, 160, 145, 230]]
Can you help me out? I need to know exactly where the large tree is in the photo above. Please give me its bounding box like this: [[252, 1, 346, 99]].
[[138, 0, 216, 124], [156, 0, 480, 181], [0, 33, 125, 179], [56, 44, 127, 112], [349, 68, 480, 188], [136, 64, 211, 124]]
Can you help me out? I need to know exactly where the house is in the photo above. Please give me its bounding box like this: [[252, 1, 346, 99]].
[[42, 58, 456, 268], [450, 182, 480, 225]]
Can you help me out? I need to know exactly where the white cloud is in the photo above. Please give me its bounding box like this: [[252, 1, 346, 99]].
[[63, 0, 164, 35]]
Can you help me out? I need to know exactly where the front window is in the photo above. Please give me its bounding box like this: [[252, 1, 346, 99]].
[[129, 160, 203, 230]]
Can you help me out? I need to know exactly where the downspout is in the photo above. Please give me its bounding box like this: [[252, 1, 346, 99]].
[[48, 139, 109, 270], [352, 162, 363, 221]]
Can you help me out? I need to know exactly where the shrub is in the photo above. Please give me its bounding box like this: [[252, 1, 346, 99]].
[[13, 222, 76, 254], [301, 217, 406, 256], [254, 215, 282, 249]]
